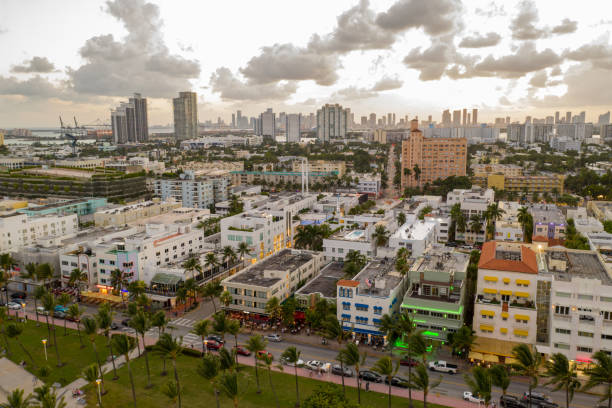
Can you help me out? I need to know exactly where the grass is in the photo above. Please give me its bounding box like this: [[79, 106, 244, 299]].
[[86, 352, 451, 408], [2, 319, 110, 386]]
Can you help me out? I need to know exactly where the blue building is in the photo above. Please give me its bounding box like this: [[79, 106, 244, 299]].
[[18, 198, 107, 217]]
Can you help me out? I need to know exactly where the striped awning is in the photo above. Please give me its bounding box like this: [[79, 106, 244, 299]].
[[484, 276, 498, 282], [480, 324, 494, 331], [515, 292, 530, 298], [515, 314, 530, 321], [514, 329, 528, 336], [483, 288, 498, 294], [481, 310, 495, 316]]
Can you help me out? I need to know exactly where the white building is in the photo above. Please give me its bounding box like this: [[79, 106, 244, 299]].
[[550, 136, 582, 152], [286, 114, 301, 143], [316, 104, 348, 142], [0, 212, 79, 253], [94, 199, 182, 227], [0, 157, 26, 170], [389, 219, 437, 257], [153, 171, 230, 209], [447, 187, 494, 243], [337, 258, 407, 339], [323, 229, 375, 262], [495, 201, 524, 242]]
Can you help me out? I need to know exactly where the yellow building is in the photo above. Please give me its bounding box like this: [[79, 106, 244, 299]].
[[291, 160, 346, 176], [0, 132, 4, 146], [486, 174, 564, 194], [472, 164, 523, 178]]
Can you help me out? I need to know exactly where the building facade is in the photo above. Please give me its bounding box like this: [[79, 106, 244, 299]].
[[286, 114, 301, 142], [173, 91, 198, 140], [316, 104, 348, 142], [153, 171, 230, 209]]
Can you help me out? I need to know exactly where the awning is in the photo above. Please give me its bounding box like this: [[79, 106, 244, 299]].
[[501, 312, 509, 318], [502, 278, 511, 284], [515, 292, 530, 298], [341, 314, 351, 318], [472, 336, 527, 358], [480, 324, 494, 331], [481, 310, 495, 316], [469, 351, 484, 360], [514, 329, 528, 336], [500, 290, 513, 296], [500, 327, 508, 334], [354, 303, 368, 308], [515, 314, 530, 321], [483, 288, 498, 294], [484, 276, 498, 282], [516, 279, 530, 285], [151, 273, 182, 286], [483, 354, 499, 363]]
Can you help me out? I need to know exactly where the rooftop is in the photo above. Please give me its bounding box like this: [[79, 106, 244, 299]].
[[18, 198, 89, 212], [225, 249, 314, 288], [414, 247, 470, 274], [329, 229, 368, 242], [543, 249, 612, 284], [478, 241, 538, 274], [353, 258, 403, 297], [296, 262, 345, 298], [392, 219, 436, 241], [530, 204, 565, 225]]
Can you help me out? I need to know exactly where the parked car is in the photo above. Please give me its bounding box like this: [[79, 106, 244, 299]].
[[233, 346, 251, 356], [463, 391, 485, 404], [206, 335, 224, 344], [36, 306, 49, 315], [54, 305, 67, 313], [110, 322, 119, 330], [256, 350, 273, 359], [358, 370, 383, 383], [399, 357, 419, 367], [55, 310, 67, 319], [7, 302, 22, 310], [331, 364, 354, 377], [280, 357, 305, 367], [10, 291, 27, 300], [385, 375, 409, 388], [206, 340, 222, 351], [521, 392, 557, 407], [428, 360, 458, 374], [121, 318, 131, 327], [500, 395, 527, 408], [265, 334, 282, 342], [305, 360, 326, 371]]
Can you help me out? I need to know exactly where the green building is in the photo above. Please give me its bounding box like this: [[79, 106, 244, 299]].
[[17, 198, 107, 217]]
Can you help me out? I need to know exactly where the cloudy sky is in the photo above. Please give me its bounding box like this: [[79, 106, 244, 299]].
[[1, 0, 611, 127]]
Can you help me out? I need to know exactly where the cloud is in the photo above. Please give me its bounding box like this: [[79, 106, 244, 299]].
[[469, 42, 562, 78], [375, 0, 462, 36], [68, 0, 200, 97], [499, 96, 512, 105], [458, 32, 501, 48], [209, 67, 298, 101], [10, 57, 56, 73], [528, 70, 548, 88], [308, 0, 396, 54], [333, 86, 377, 100], [240, 43, 340, 86], [510, 0, 547, 40], [403, 40, 459, 80], [0, 76, 65, 98], [475, 2, 506, 17], [552, 18, 578, 34], [371, 76, 403, 91]]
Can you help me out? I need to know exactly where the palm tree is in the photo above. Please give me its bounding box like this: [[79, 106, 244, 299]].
[[112, 334, 137, 408], [162, 381, 180, 408], [413, 164, 421, 184], [265, 297, 282, 325], [0, 388, 34, 408], [183, 279, 197, 308], [35, 263, 53, 287], [583, 351, 612, 408], [372, 225, 390, 254], [193, 319, 211, 354], [324, 317, 350, 396], [510, 344, 542, 408], [517, 206, 532, 243], [181, 256, 201, 281], [41, 293, 62, 367], [217, 372, 240, 408], [396, 212, 406, 226], [223, 246, 237, 268], [340, 342, 366, 404], [464, 366, 492, 407], [226, 319, 241, 364], [205, 252, 219, 276], [202, 280, 222, 314], [96, 304, 118, 380], [0, 253, 16, 305], [130, 311, 152, 388], [20, 262, 37, 293], [57, 293, 71, 336], [109, 269, 129, 296], [469, 214, 483, 242], [154, 333, 183, 408], [66, 304, 84, 348], [68, 268, 88, 295], [294, 226, 314, 250], [396, 312, 417, 408], [197, 353, 221, 408], [32, 384, 66, 408], [220, 291, 233, 310], [82, 317, 104, 394], [449, 326, 476, 358], [449, 203, 462, 242], [409, 363, 442, 408], [151, 310, 169, 375], [246, 335, 267, 394], [237, 242, 251, 268], [212, 311, 229, 341], [543, 353, 580, 408], [281, 346, 302, 407], [372, 356, 398, 408], [490, 365, 510, 397], [260, 353, 281, 408], [33, 286, 47, 325], [378, 314, 400, 356], [6, 323, 37, 369], [127, 281, 146, 299], [82, 364, 103, 408]]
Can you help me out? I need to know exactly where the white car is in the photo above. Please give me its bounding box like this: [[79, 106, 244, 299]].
[[305, 360, 329, 372], [265, 334, 282, 342], [463, 391, 485, 404], [280, 357, 304, 367], [7, 302, 22, 310]]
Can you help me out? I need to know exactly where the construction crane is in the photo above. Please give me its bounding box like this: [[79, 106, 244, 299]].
[[59, 116, 82, 155]]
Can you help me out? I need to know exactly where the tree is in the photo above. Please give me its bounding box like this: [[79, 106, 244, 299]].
[[281, 346, 302, 407], [246, 335, 267, 394], [6, 323, 37, 369], [409, 364, 442, 408], [396, 212, 406, 226], [205, 252, 220, 276], [130, 311, 152, 388], [265, 297, 283, 325], [151, 309, 170, 374], [372, 356, 398, 408], [0, 254, 16, 306], [220, 291, 233, 309], [377, 314, 400, 357], [82, 317, 104, 394], [372, 225, 390, 254], [193, 319, 211, 355], [413, 164, 421, 183], [67, 304, 84, 348], [324, 317, 350, 397], [154, 334, 183, 408], [127, 280, 146, 299], [41, 293, 62, 367], [32, 384, 66, 408], [57, 293, 72, 336], [237, 242, 251, 268], [97, 304, 118, 380], [217, 372, 240, 408], [259, 353, 281, 408], [223, 246, 237, 268], [517, 206, 533, 243], [583, 350, 612, 408], [198, 353, 221, 408], [464, 366, 492, 407], [110, 269, 129, 296], [33, 286, 47, 325], [449, 326, 476, 358], [212, 311, 229, 342], [182, 256, 202, 281], [302, 384, 359, 408], [396, 312, 417, 407], [226, 319, 241, 365], [68, 268, 88, 295], [511, 344, 542, 408], [202, 280, 223, 314], [449, 203, 462, 241], [489, 365, 510, 397], [0, 388, 34, 408], [469, 214, 483, 241], [340, 343, 366, 404], [543, 353, 580, 408], [183, 279, 197, 308], [112, 335, 137, 408], [162, 381, 180, 408]]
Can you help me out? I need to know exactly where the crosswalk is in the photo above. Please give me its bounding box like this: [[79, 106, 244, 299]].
[[169, 318, 196, 328], [121, 326, 158, 337], [181, 333, 201, 347]]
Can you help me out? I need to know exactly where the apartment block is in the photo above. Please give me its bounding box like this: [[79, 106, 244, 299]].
[[494, 201, 524, 242], [530, 204, 566, 244], [0, 212, 79, 253], [94, 199, 182, 227], [153, 171, 230, 209], [17, 198, 108, 217], [486, 174, 565, 195], [471, 164, 523, 178], [295, 261, 345, 308], [447, 187, 494, 243], [291, 160, 346, 176]]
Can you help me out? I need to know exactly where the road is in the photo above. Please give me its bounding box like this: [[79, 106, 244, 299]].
[[383, 144, 399, 199], [14, 298, 604, 408]]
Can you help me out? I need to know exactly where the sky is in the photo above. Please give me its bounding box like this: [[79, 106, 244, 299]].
[[1, 0, 612, 127]]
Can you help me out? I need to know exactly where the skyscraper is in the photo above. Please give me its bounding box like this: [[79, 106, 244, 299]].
[[257, 108, 275, 138], [173, 91, 198, 140], [442, 110, 451, 125], [286, 114, 301, 143], [111, 93, 148, 144], [369, 113, 376, 128], [472, 108, 478, 125], [130, 93, 148, 142], [599, 111, 611, 124], [555, 111, 560, 124], [316, 104, 348, 142], [453, 110, 461, 126], [462, 108, 467, 126], [566, 111, 572, 123]]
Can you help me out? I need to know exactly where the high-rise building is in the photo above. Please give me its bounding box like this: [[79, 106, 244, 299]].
[[361, 116, 367, 126], [387, 113, 393, 127], [599, 111, 610, 124], [130, 93, 148, 142], [278, 112, 286, 131], [173, 91, 198, 140], [286, 114, 301, 143], [472, 108, 478, 125], [257, 108, 276, 138], [369, 113, 376, 128], [111, 93, 148, 144], [462, 108, 467, 126], [452, 110, 461, 126], [442, 110, 451, 125], [566, 111, 572, 123], [392, 113, 396, 126], [506, 117, 510, 124], [401, 119, 467, 189], [236, 110, 242, 128], [316, 104, 348, 142], [555, 111, 560, 124]]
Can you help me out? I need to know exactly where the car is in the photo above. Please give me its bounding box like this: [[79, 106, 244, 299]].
[[499, 395, 527, 408], [7, 302, 22, 310], [121, 318, 131, 326], [280, 357, 305, 367], [331, 364, 354, 377], [428, 361, 458, 374], [385, 375, 409, 388], [359, 370, 383, 383], [206, 335, 224, 344], [36, 306, 49, 315], [54, 305, 67, 313], [521, 392, 557, 407], [233, 346, 251, 356], [305, 360, 325, 371], [205, 340, 223, 351], [256, 350, 273, 359], [110, 322, 119, 330], [10, 292, 27, 300], [463, 391, 485, 404], [55, 310, 67, 319], [446, 242, 458, 247], [265, 334, 282, 342], [399, 357, 419, 367]]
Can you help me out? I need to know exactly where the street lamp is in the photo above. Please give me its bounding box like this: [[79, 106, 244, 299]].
[[95, 378, 103, 407], [41, 339, 48, 361]]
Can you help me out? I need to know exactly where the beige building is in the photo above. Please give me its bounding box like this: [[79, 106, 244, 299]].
[[173, 91, 198, 140], [373, 129, 387, 143], [182, 161, 244, 172], [471, 164, 523, 178], [483, 174, 565, 195], [291, 160, 346, 176], [94, 199, 181, 227], [54, 158, 107, 169]]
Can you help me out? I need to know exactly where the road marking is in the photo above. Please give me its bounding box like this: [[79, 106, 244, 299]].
[[171, 318, 195, 328]]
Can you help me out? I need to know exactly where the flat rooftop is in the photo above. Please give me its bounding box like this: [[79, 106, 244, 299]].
[[415, 247, 470, 273], [24, 167, 95, 179], [544, 249, 612, 284], [296, 262, 345, 298], [225, 249, 314, 287], [330, 229, 368, 242], [393, 220, 436, 241], [354, 258, 402, 297], [20, 198, 89, 212], [530, 204, 565, 224]]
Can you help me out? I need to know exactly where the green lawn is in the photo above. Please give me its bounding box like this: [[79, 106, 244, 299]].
[[87, 352, 450, 408], [2, 319, 110, 386]]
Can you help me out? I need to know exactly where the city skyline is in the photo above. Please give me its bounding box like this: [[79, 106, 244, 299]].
[[1, 0, 612, 126]]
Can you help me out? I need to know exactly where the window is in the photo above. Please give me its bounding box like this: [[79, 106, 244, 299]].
[[355, 304, 368, 312], [602, 334, 612, 340], [578, 294, 593, 300], [61, 261, 69, 266], [578, 331, 594, 338], [416, 310, 430, 316], [373, 306, 382, 315], [342, 302, 351, 311], [554, 343, 570, 350], [555, 305, 570, 315], [577, 346, 593, 353], [556, 291, 571, 298], [555, 328, 571, 335], [602, 311, 612, 321], [430, 312, 444, 318]]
